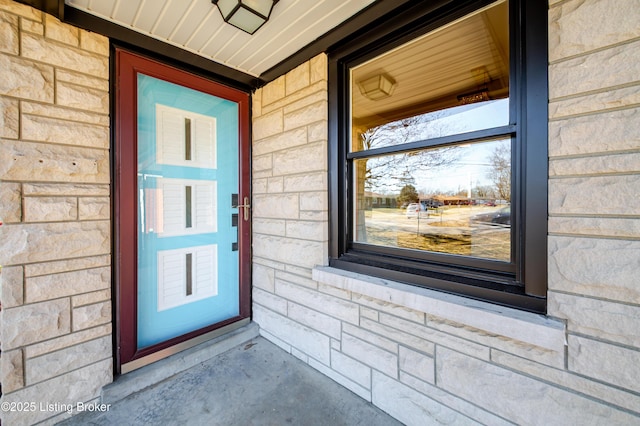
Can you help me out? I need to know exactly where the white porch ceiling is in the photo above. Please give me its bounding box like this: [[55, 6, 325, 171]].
[[65, 0, 377, 77]]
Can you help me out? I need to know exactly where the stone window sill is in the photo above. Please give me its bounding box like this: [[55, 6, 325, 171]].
[[312, 266, 566, 352]]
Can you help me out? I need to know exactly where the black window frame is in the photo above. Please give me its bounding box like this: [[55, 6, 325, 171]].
[[328, 0, 548, 313]]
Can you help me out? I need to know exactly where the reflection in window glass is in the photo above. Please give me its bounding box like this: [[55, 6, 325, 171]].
[[354, 139, 511, 261], [350, 0, 510, 152]]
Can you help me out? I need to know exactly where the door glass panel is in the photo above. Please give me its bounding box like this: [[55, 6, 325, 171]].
[[137, 73, 239, 348]]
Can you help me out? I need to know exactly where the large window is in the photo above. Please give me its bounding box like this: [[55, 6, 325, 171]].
[[328, 0, 547, 312]]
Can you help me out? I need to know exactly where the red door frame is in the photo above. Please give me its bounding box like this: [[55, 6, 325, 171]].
[[114, 49, 251, 371]]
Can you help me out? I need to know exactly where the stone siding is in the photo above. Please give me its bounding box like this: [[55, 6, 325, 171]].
[[0, 1, 112, 424], [252, 0, 640, 424]]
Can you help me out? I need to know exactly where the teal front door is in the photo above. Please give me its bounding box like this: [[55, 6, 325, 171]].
[[116, 50, 251, 372]]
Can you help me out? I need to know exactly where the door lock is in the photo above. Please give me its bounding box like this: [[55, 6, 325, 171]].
[[232, 196, 251, 221]]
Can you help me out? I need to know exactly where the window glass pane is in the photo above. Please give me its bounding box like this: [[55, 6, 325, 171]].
[[354, 138, 511, 261], [351, 0, 509, 152]]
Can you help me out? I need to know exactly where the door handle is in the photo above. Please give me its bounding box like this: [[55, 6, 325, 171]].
[[232, 196, 251, 221]]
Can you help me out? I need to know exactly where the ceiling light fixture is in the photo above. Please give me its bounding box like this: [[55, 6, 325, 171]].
[[357, 73, 396, 101], [212, 0, 279, 35]]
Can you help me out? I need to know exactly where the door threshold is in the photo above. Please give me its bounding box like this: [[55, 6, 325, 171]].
[[107, 320, 257, 404]]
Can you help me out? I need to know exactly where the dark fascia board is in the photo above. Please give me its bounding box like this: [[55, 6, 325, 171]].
[[18, 0, 433, 91], [14, 0, 63, 19], [258, 0, 417, 85], [63, 6, 258, 92]]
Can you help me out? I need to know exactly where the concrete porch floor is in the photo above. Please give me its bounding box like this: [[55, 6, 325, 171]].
[[60, 323, 402, 425]]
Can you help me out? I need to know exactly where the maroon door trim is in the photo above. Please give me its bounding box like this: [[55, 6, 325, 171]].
[[114, 49, 251, 371]]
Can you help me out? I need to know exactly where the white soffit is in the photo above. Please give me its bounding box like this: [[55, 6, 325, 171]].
[[65, 0, 377, 77]]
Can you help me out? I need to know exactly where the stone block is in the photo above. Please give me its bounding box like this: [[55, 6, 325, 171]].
[[282, 90, 327, 115], [2, 298, 70, 349], [0, 55, 53, 102], [351, 293, 425, 324], [283, 100, 327, 130], [436, 347, 638, 425], [23, 196, 77, 222], [0, 359, 112, 425], [399, 345, 435, 383], [286, 62, 310, 95], [253, 193, 299, 219], [0, 221, 110, 266], [550, 152, 640, 177], [549, 292, 640, 348], [252, 153, 272, 172], [341, 332, 397, 378], [0, 97, 19, 138], [275, 270, 317, 289], [26, 336, 111, 385], [549, 175, 640, 216], [379, 313, 490, 360], [569, 335, 640, 394], [72, 289, 111, 307], [254, 304, 330, 365], [272, 141, 326, 176], [0, 0, 42, 20], [25, 323, 111, 358], [549, 236, 640, 303], [0, 181, 21, 222], [56, 81, 109, 114], [252, 177, 268, 194], [21, 33, 109, 78], [1, 349, 24, 392], [373, 371, 477, 426], [360, 306, 379, 321], [252, 109, 283, 141], [21, 17, 44, 35], [79, 30, 109, 56], [23, 183, 110, 196], [283, 171, 327, 192], [549, 217, 640, 239], [252, 218, 286, 236], [24, 254, 110, 277], [288, 301, 341, 339], [267, 177, 282, 193], [428, 314, 564, 369], [331, 349, 371, 389], [492, 348, 640, 414], [356, 318, 433, 355], [252, 88, 262, 117], [252, 127, 307, 156], [78, 197, 110, 220], [22, 114, 109, 148], [549, 85, 640, 120], [22, 101, 108, 126], [261, 75, 285, 106], [72, 301, 111, 331], [252, 287, 287, 315], [0, 10, 18, 54], [1, 265, 23, 308], [56, 68, 109, 92], [0, 140, 110, 184], [549, 108, 640, 156], [549, 39, 640, 99], [307, 120, 328, 142], [45, 14, 78, 46], [299, 191, 327, 211], [549, 0, 640, 62], [276, 280, 359, 324], [25, 266, 110, 303], [285, 220, 326, 241], [310, 54, 327, 83]]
